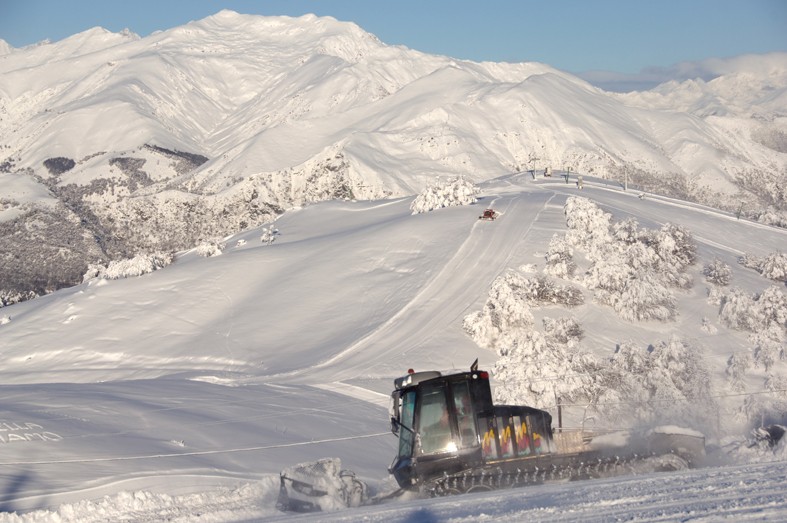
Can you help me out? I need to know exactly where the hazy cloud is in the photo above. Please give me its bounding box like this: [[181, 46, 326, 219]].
[[577, 52, 787, 92]]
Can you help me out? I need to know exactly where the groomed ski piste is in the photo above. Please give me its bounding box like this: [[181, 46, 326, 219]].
[[1, 173, 786, 522]]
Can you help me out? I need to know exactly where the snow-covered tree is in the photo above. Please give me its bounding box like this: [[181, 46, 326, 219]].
[[599, 272, 677, 322], [463, 271, 536, 352], [704, 258, 732, 286], [719, 285, 787, 333], [739, 251, 787, 282], [760, 252, 787, 282], [719, 287, 761, 331], [611, 217, 641, 245], [463, 270, 585, 352], [544, 234, 576, 278], [491, 319, 601, 409], [652, 223, 697, 271], [603, 336, 716, 430], [0, 289, 38, 307], [463, 267, 596, 408], [410, 176, 478, 214], [759, 286, 787, 329], [195, 239, 225, 257], [84, 253, 174, 280], [563, 197, 696, 322], [564, 196, 613, 250]]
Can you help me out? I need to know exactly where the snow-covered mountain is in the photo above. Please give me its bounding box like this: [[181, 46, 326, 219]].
[[0, 10, 785, 297]]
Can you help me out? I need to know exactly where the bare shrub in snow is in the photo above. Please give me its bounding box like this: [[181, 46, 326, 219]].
[[410, 176, 478, 214], [726, 352, 752, 392], [85, 253, 174, 280], [43, 156, 76, 176], [740, 374, 787, 427], [261, 225, 279, 245], [701, 316, 718, 334], [752, 331, 783, 372], [195, 239, 225, 257], [704, 258, 732, 286]]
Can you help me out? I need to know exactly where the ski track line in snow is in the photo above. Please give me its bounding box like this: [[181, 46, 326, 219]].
[[340, 198, 410, 211], [588, 198, 749, 256], [425, 190, 559, 333], [545, 177, 787, 235], [307, 190, 556, 378], [545, 180, 784, 256], [313, 382, 390, 408], [265, 195, 513, 380], [389, 191, 557, 357], [350, 193, 542, 368]]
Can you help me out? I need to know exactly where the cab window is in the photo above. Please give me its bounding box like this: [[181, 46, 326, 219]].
[[397, 390, 416, 459], [417, 384, 453, 455], [450, 380, 478, 448]]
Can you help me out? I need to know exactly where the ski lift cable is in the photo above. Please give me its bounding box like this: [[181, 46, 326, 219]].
[[0, 432, 391, 467], [52, 397, 380, 442]]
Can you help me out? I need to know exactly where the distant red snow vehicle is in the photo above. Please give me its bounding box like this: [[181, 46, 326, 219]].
[[479, 209, 498, 221]]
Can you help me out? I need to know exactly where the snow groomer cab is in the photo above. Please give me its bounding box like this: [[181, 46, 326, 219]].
[[388, 360, 554, 490]]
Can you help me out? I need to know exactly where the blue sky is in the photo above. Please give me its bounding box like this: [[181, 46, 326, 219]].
[[1, 0, 785, 88]]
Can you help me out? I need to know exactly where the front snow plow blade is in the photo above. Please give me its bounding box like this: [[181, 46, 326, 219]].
[[645, 426, 706, 464], [277, 458, 367, 513]]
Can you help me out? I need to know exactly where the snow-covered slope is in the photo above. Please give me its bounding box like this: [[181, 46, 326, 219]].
[[1, 11, 785, 298], [0, 175, 785, 520]]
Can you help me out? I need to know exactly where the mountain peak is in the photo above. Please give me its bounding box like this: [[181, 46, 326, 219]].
[[185, 10, 382, 60], [0, 38, 12, 56]]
